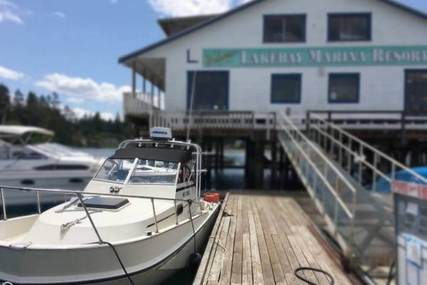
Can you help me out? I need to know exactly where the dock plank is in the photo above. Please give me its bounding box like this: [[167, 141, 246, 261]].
[[193, 192, 356, 285]]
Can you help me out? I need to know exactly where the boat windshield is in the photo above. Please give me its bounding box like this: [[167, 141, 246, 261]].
[[94, 158, 179, 185]]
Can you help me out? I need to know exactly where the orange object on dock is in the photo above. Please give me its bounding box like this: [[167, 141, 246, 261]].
[[203, 192, 220, 203]]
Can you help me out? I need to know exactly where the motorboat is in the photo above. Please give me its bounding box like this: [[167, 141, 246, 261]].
[[0, 127, 221, 285], [0, 125, 100, 205]]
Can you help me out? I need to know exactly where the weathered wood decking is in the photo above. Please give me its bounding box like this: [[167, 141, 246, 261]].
[[194, 192, 357, 285]]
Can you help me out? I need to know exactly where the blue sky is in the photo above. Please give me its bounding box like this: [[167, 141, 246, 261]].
[[0, 0, 426, 120]]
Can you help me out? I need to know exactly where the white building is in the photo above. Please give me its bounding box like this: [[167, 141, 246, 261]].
[[120, 0, 427, 121]]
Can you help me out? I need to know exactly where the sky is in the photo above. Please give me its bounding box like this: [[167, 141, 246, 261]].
[[0, 0, 426, 120]]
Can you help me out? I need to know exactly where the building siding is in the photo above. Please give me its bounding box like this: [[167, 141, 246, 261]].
[[139, 0, 427, 114]]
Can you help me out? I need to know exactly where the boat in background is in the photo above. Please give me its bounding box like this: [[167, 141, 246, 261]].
[[0, 127, 220, 285], [0, 125, 101, 205]]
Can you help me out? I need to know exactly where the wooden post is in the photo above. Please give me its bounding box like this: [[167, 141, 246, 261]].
[[142, 73, 146, 94], [270, 140, 277, 189], [157, 86, 161, 108], [132, 62, 136, 98]]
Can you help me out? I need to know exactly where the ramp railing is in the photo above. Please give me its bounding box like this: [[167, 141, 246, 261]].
[[278, 111, 427, 275], [307, 112, 427, 195], [277, 112, 357, 259]]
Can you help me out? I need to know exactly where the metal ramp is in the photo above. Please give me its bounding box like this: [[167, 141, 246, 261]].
[[277, 111, 427, 275]]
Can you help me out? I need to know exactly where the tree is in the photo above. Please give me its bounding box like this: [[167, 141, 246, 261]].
[[14, 89, 24, 105], [0, 84, 10, 123]]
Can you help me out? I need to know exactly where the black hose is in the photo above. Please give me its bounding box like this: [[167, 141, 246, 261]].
[[294, 267, 335, 285], [103, 241, 135, 285], [386, 260, 396, 285]]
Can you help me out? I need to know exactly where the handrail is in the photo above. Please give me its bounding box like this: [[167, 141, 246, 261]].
[[0, 186, 203, 251], [309, 113, 427, 186], [311, 125, 391, 182], [278, 112, 356, 218], [280, 113, 359, 195]]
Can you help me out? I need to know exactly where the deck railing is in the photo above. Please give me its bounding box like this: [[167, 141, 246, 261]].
[[306, 110, 427, 130], [150, 110, 277, 133]]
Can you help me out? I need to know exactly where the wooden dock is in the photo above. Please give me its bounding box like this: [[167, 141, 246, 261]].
[[194, 192, 358, 285]]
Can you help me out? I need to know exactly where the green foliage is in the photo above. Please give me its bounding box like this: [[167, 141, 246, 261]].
[[0, 83, 133, 147]]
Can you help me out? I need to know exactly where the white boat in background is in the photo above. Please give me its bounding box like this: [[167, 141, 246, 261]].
[[0, 125, 101, 205], [0, 128, 220, 285]]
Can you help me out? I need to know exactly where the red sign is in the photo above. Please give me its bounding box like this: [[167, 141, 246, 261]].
[[392, 180, 427, 200]]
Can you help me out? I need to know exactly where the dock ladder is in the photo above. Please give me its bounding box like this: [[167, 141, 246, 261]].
[[277, 111, 427, 277]]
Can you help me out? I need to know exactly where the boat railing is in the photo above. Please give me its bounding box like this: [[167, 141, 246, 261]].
[[0, 186, 205, 244]]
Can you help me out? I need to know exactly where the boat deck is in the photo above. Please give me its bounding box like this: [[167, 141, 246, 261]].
[[194, 191, 358, 285]]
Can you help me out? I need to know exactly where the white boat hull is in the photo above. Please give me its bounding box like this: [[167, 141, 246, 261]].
[[0, 204, 219, 285]]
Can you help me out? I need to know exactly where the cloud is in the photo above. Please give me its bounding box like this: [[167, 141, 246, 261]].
[[36, 73, 130, 103], [72, 107, 115, 121], [52, 11, 66, 19], [111, 0, 118, 4], [65, 97, 84, 104], [0, 65, 24, 80], [0, 0, 23, 24], [148, 0, 251, 17]]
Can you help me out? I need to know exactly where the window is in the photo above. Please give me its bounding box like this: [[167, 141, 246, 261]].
[[34, 164, 89, 171], [271, 74, 302, 104], [187, 71, 229, 111], [405, 70, 427, 115], [328, 73, 360, 103], [263, 15, 306, 43], [328, 13, 371, 41], [129, 159, 178, 184], [95, 158, 135, 183]]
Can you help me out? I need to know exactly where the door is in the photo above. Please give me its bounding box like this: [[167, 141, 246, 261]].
[[187, 71, 229, 111], [405, 70, 427, 115]]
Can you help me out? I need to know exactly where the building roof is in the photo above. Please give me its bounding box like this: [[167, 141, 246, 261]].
[[158, 14, 218, 37], [0, 126, 54, 137], [119, 0, 427, 64]]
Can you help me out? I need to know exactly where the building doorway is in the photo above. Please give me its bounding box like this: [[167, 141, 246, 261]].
[[187, 71, 229, 111], [405, 70, 427, 115]]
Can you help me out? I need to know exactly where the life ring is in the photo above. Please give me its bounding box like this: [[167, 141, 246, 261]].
[[203, 192, 220, 203]]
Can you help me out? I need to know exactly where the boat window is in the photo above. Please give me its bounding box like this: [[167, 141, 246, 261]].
[[10, 147, 47, 160], [129, 159, 178, 185], [34, 164, 89, 171], [95, 158, 135, 183], [178, 160, 196, 184]]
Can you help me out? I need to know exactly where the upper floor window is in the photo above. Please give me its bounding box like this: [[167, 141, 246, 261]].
[[263, 15, 306, 43], [328, 73, 360, 103], [271, 74, 302, 104], [328, 13, 371, 42]]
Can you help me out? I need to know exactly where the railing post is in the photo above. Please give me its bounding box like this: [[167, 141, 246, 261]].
[[36, 191, 41, 214], [306, 111, 310, 133], [151, 198, 159, 233], [174, 200, 179, 225], [338, 131, 343, 166], [358, 144, 363, 185], [1, 188, 6, 220], [372, 153, 378, 192]]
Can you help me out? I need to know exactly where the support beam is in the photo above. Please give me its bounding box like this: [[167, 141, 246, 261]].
[[142, 73, 146, 94], [131, 62, 136, 98]]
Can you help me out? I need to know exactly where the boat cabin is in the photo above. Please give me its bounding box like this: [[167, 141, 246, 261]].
[[86, 137, 200, 200]]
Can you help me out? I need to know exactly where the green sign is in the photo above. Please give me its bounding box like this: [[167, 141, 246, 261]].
[[203, 46, 427, 67]]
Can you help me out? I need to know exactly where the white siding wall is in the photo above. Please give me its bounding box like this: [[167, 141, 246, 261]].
[[140, 0, 427, 114]]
